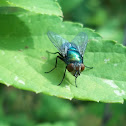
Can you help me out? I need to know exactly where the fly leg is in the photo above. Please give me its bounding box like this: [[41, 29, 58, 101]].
[[74, 71, 78, 87], [46, 51, 63, 57], [75, 77, 77, 87], [85, 65, 93, 69], [58, 66, 67, 86], [45, 56, 63, 73], [46, 51, 59, 54]]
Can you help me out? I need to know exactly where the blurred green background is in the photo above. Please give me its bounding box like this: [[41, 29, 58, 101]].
[[0, 84, 126, 126], [0, 0, 126, 126], [58, 0, 126, 45]]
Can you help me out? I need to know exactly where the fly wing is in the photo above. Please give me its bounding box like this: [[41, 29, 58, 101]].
[[47, 31, 69, 56], [71, 32, 88, 56]]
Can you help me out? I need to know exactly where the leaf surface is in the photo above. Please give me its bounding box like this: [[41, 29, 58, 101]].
[[0, 0, 62, 16], [0, 1, 126, 103]]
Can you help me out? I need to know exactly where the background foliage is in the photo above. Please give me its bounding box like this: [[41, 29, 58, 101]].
[[0, 0, 126, 126], [59, 0, 126, 44]]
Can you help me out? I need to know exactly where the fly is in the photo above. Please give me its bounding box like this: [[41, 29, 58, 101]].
[[45, 31, 93, 87]]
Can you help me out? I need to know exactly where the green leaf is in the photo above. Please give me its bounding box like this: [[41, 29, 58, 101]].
[[0, 0, 63, 16], [0, 12, 126, 103], [0, 0, 126, 103]]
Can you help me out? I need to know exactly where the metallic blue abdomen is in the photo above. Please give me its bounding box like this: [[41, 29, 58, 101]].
[[64, 47, 82, 64]]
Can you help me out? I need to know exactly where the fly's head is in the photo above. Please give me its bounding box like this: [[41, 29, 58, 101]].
[[67, 63, 85, 78]]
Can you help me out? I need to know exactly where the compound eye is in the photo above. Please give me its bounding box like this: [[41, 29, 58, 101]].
[[81, 64, 85, 71], [67, 63, 74, 72]]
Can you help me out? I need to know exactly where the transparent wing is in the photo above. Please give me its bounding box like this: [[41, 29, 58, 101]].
[[71, 32, 88, 56], [47, 31, 69, 56]]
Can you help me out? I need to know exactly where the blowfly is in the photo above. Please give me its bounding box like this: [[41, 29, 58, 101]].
[[45, 31, 93, 87]]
